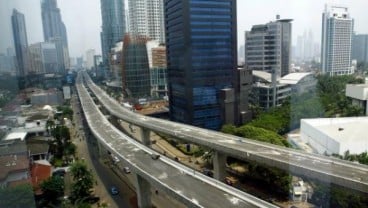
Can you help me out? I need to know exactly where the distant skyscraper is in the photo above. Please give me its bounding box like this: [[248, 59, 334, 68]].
[[41, 0, 69, 74], [321, 5, 354, 76], [245, 16, 292, 77], [11, 9, 28, 76], [85, 49, 96, 70], [100, 0, 126, 65], [164, 0, 237, 130], [28, 42, 58, 74], [352, 34, 368, 64], [128, 0, 165, 43]]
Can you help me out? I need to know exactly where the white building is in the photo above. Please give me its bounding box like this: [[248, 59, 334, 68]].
[[346, 82, 368, 116], [321, 5, 354, 76], [300, 117, 368, 155], [85, 49, 95, 70], [128, 0, 165, 43]]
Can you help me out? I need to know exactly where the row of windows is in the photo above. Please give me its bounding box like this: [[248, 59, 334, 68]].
[[190, 0, 231, 6], [191, 28, 231, 33], [191, 54, 232, 59], [191, 14, 231, 19], [191, 34, 231, 39], [190, 7, 230, 13], [191, 21, 231, 26], [193, 108, 221, 119]]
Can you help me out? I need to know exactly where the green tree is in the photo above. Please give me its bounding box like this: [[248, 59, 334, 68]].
[[221, 124, 237, 135], [50, 125, 71, 158], [70, 161, 94, 203], [40, 175, 65, 203], [235, 125, 290, 147]]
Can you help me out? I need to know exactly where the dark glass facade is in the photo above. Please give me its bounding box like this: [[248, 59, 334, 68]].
[[11, 9, 28, 77], [100, 0, 126, 65], [164, 0, 237, 130], [122, 36, 151, 98]]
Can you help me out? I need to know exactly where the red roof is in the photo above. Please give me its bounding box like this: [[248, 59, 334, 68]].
[[31, 161, 52, 195]]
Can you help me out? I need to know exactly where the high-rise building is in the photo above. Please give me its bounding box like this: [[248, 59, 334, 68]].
[[164, 0, 237, 130], [352, 34, 368, 64], [245, 16, 292, 77], [321, 5, 354, 76], [128, 0, 165, 43], [100, 0, 126, 65], [148, 42, 167, 98], [41, 0, 69, 74], [11, 9, 28, 76], [28, 42, 58, 75], [121, 35, 151, 98], [85, 49, 96, 70]]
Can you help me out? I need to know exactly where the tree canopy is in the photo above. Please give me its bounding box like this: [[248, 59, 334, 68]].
[[70, 161, 94, 203]]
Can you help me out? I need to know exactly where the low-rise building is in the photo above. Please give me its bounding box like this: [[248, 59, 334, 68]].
[[0, 154, 30, 187], [301, 117, 368, 155], [30, 89, 63, 106], [27, 137, 50, 161], [251, 70, 291, 110], [31, 160, 52, 195], [346, 82, 368, 116]]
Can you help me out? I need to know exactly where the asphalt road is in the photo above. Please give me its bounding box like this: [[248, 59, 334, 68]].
[[72, 91, 133, 208]]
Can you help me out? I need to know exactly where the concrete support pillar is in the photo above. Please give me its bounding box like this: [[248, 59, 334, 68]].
[[96, 141, 105, 157], [140, 127, 151, 146], [135, 174, 152, 208], [213, 151, 227, 181]]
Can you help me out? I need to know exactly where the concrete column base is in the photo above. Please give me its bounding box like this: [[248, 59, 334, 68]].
[[135, 174, 152, 208], [213, 151, 227, 181]]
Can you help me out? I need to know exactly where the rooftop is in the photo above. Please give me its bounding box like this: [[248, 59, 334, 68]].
[[0, 139, 28, 156], [302, 117, 368, 152], [280, 72, 314, 85], [252, 70, 272, 83], [4, 132, 27, 141], [27, 138, 50, 155]]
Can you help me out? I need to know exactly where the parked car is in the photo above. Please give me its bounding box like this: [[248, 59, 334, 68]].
[[52, 169, 66, 177], [110, 186, 119, 195]]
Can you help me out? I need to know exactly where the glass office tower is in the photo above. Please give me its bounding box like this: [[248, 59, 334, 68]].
[[100, 0, 126, 65], [164, 0, 237, 130], [11, 9, 28, 77]]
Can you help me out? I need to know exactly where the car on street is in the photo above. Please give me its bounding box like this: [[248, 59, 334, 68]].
[[110, 186, 119, 195], [123, 166, 131, 174], [202, 168, 213, 177], [151, 153, 160, 160]]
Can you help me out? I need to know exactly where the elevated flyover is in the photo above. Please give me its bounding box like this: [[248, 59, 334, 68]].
[[76, 74, 276, 208], [83, 72, 368, 194]]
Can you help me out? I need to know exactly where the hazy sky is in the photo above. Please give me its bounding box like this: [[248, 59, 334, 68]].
[[1, 0, 368, 57]]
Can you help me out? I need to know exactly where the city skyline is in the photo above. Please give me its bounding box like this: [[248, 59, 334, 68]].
[[1, 0, 368, 57]]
